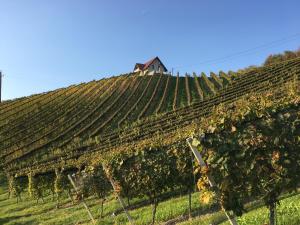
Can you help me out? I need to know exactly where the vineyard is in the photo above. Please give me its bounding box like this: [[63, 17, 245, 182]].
[[0, 57, 300, 224]]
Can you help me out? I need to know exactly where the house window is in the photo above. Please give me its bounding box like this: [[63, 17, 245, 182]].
[[152, 65, 154, 70]]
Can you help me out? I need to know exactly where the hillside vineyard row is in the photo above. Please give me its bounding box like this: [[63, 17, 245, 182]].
[[0, 57, 298, 225], [0, 57, 298, 177], [0, 70, 232, 164]]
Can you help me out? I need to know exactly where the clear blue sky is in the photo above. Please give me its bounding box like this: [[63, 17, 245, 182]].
[[1, 0, 299, 100]]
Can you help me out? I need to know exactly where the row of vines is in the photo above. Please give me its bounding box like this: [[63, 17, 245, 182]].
[[0, 69, 236, 168], [5, 77, 299, 224], [4, 58, 300, 176]]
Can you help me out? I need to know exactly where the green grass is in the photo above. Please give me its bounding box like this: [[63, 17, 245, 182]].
[[0, 189, 213, 225], [2, 171, 300, 225], [180, 193, 300, 225], [0, 173, 214, 225], [111, 192, 216, 225], [222, 194, 300, 225]]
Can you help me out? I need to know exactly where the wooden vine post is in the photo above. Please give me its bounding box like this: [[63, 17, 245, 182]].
[[186, 137, 238, 225], [67, 175, 96, 224], [102, 163, 134, 225]]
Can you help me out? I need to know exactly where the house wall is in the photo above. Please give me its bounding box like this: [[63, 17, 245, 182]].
[[149, 59, 162, 73], [134, 58, 167, 76], [146, 59, 165, 75]]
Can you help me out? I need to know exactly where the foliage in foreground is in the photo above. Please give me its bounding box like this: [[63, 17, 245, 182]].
[[5, 81, 299, 224], [192, 82, 300, 224]]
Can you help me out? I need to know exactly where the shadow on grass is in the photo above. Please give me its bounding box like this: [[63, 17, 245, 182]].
[[0, 214, 35, 225]]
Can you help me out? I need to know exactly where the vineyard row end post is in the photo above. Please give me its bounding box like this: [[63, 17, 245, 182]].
[[186, 137, 238, 225], [67, 174, 96, 224], [102, 163, 134, 225]]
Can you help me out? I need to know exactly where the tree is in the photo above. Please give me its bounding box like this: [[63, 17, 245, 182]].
[[28, 172, 44, 203], [7, 175, 28, 202], [105, 146, 177, 224], [264, 49, 299, 66], [54, 168, 76, 208], [170, 142, 197, 218], [82, 165, 112, 218]]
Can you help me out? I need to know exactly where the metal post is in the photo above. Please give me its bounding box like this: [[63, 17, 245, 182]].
[[67, 175, 96, 224], [0, 71, 3, 103], [186, 137, 238, 225], [102, 164, 134, 224], [111, 180, 134, 224]]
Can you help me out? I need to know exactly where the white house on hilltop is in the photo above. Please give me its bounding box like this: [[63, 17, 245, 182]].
[[133, 57, 167, 75]]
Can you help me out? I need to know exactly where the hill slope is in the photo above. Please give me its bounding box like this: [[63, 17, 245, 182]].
[[0, 72, 231, 169], [0, 58, 300, 225], [1, 57, 299, 176]]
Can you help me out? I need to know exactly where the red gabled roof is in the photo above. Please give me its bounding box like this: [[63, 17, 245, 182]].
[[143, 57, 157, 70], [133, 57, 167, 72]]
